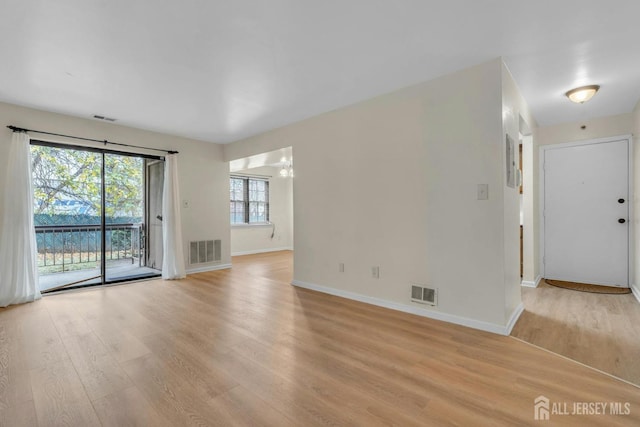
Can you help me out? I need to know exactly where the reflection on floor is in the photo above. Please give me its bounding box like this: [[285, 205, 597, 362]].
[[511, 280, 640, 386], [231, 250, 293, 284], [40, 262, 160, 291]]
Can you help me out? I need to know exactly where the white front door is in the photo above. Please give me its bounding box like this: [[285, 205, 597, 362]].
[[543, 139, 629, 287]]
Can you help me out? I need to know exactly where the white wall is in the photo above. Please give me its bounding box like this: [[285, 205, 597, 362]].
[[0, 101, 231, 272], [521, 134, 536, 283], [224, 58, 529, 333], [501, 65, 539, 290], [501, 63, 538, 320], [538, 112, 633, 146], [633, 100, 640, 295], [231, 166, 293, 255]]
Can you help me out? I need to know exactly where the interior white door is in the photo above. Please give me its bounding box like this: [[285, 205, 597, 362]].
[[544, 139, 629, 287]]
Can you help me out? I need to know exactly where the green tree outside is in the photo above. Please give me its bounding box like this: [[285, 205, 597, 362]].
[[31, 146, 144, 220]]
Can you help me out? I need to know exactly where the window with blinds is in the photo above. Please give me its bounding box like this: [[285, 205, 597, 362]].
[[230, 176, 269, 224]]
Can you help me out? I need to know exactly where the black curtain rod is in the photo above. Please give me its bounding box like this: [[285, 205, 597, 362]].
[[6, 125, 178, 154]]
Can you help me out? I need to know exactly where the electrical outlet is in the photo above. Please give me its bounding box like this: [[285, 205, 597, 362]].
[[371, 266, 379, 279], [339, 263, 345, 273]]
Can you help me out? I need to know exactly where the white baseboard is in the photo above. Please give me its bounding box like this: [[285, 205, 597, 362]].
[[186, 263, 232, 275], [505, 303, 524, 335], [521, 275, 542, 288], [631, 283, 640, 304], [291, 280, 516, 336], [231, 247, 293, 256]]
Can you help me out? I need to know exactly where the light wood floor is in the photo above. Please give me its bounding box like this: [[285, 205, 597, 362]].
[[1, 251, 639, 426], [512, 280, 640, 386]]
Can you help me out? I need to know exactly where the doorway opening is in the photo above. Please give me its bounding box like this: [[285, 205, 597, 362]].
[[519, 139, 523, 278], [228, 147, 294, 283], [32, 141, 163, 292]]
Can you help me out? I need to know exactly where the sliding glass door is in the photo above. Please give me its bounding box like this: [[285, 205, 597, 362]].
[[32, 146, 103, 291], [145, 160, 164, 270], [32, 142, 163, 292]]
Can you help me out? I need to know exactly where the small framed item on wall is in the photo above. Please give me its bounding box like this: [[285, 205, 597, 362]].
[[505, 134, 516, 188]]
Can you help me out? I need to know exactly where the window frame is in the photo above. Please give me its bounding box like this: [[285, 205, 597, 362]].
[[230, 176, 270, 225]]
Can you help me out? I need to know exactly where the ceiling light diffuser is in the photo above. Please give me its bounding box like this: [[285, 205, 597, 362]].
[[565, 85, 600, 103]]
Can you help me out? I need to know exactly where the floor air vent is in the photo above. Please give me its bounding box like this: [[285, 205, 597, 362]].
[[411, 284, 437, 306], [189, 240, 221, 264]]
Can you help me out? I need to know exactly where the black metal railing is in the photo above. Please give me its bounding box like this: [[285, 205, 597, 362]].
[[35, 223, 144, 273]]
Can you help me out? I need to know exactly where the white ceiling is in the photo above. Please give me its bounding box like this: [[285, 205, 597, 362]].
[[1, 1, 639, 143]]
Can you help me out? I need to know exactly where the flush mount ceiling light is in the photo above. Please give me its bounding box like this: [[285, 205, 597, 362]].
[[565, 85, 600, 104]]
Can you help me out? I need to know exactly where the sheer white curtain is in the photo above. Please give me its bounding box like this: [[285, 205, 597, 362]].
[[162, 154, 186, 279], [0, 132, 41, 307]]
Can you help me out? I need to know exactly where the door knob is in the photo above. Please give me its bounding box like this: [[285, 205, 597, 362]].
[[618, 218, 626, 224], [618, 198, 625, 204]]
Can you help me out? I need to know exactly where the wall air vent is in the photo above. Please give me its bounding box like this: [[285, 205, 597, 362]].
[[189, 240, 221, 264], [411, 284, 437, 306], [93, 114, 117, 122]]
